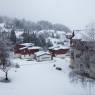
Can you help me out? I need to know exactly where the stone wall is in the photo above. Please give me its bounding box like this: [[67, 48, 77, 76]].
[[70, 40, 95, 78]]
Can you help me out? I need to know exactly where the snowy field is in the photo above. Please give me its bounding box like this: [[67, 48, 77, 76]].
[[0, 57, 95, 95]]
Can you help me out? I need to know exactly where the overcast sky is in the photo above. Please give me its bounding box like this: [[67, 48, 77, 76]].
[[0, 0, 95, 30]]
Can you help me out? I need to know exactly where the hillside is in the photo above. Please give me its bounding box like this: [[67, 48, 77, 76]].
[[0, 16, 71, 33], [0, 21, 70, 48]]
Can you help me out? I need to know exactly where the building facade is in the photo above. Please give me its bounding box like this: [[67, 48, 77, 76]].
[[70, 35, 95, 78]]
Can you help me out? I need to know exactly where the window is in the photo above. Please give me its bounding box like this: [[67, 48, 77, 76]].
[[76, 53, 81, 58]]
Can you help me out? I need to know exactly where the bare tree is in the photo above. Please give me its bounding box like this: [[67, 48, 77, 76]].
[[85, 22, 95, 41], [0, 40, 12, 81]]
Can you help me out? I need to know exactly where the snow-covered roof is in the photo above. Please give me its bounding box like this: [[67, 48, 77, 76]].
[[73, 30, 95, 41], [20, 43, 34, 47], [72, 31, 83, 40], [19, 46, 41, 50], [19, 47, 27, 50], [35, 51, 50, 56], [53, 46, 69, 50], [28, 46, 41, 50], [73, 23, 95, 41], [49, 45, 69, 50], [49, 46, 59, 49]]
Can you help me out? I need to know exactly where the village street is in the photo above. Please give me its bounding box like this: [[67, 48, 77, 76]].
[[0, 56, 95, 95]]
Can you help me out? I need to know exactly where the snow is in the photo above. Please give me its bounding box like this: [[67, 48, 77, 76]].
[[19, 47, 27, 50], [72, 31, 88, 40], [0, 23, 5, 28], [19, 46, 41, 50], [15, 31, 24, 38], [37, 30, 68, 46], [0, 23, 12, 33], [49, 45, 69, 50], [66, 32, 73, 39], [48, 37, 60, 44], [49, 46, 59, 49], [0, 56, 95, 95], [20, 43, 34, 47], [73, 26, 95, 41], [28, 46, 41, 50], [35, 51, 50, 56], [66, 32, 72, 35], [54, 46, 69, 50]]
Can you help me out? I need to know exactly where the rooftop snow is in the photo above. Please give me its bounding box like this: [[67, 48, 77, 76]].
[[35, 51, 50, 56], [20, 43, 34, 47], [28, 46, 41, 50], [19, 47, 27, 50], [73, 24, 95, 41], [49, 45, 69, 50]]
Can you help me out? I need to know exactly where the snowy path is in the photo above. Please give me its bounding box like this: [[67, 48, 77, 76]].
[[0, 57, 95, 95]]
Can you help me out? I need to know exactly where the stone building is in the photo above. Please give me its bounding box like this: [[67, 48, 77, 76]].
[[70, 28, 95, 78]]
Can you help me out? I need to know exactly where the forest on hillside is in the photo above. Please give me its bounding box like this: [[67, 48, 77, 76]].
[[0, 16, 71, 33]]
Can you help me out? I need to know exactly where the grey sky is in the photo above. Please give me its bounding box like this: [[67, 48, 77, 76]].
[[0, 0, 95, 30]]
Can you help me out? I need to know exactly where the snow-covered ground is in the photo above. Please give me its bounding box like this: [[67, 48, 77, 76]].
[[0, 57, 95, 95]]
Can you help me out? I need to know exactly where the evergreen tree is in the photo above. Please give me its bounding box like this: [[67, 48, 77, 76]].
[[22, 32, 29, 43], [10, 29, 16, 44], [46, 39, 53, 47], [39, 35, 47, 47]]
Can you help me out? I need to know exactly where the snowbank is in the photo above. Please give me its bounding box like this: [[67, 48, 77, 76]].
[[0, 57, 94, 95]]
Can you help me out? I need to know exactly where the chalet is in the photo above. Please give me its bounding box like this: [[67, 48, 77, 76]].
[[20, 46, 41, 59], [70, 29, 95, 78], [14, 43, 41, 59], [14, 43, 34, 53], [19, 47, 29, 58], [35, 51, 52, 62], [49, 45, 69, 58], [28, 46, 41, 55]]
